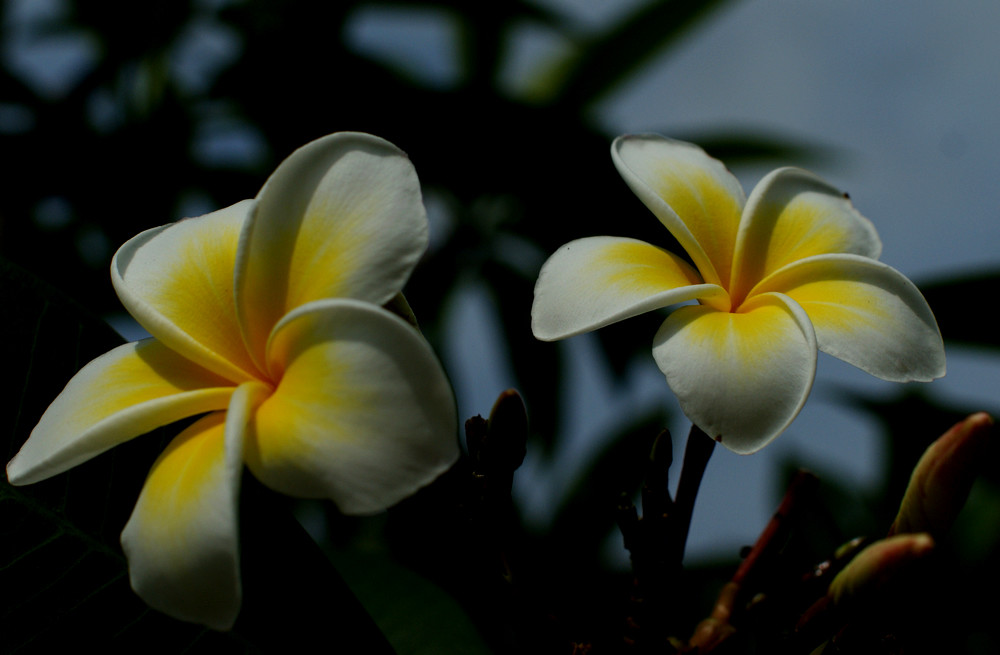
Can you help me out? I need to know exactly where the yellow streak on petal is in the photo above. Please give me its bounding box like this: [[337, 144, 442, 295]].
[[155, 251, 246, 358], [247, 345, 369, 498], [732, 170, 879, 303], [766, 276, 889, 339], [602, 240, 703, 294], [116, 204, 261, 382], [649, 166, 742, 286], [653, 292, 817, 454], [247, 300, 458, 511], [122, 409, 243, 630], [8, 340, 236, 486], [753, 196, 861, 276], [689, 302, 794, 374], [284, 207, 355, 308], [138, 412, 228, 521], [754, 257, 896, 338], [69, 340, 234, 427], [237, 135, 427, 367], [749, 255, 943, 382], [668, 301, 808, 399]]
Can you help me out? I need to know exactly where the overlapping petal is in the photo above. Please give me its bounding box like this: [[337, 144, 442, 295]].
[[531, 236, 726, 340], [7, 339, 234, 485], [236, 132, 429, 368], [121, 382, 267, 631], [652, 293, 817, 454], [754, 254, 945, 381], [612, 134, 746, 287], [112, 200, 260, 383], [246, 299, 458, 514], [731, 168, 881, 303]]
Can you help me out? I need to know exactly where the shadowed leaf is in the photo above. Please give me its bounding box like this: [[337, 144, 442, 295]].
[[920, 272, 1000, 349]]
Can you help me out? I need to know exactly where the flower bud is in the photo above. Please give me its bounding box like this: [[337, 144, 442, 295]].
[[485, 389, 528, 474], [890, 412, 994, 537], [827, 533, 934, 609]]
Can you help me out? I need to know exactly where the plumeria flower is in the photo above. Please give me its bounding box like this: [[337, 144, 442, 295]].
[[532, 134, 945, 454], [7, 132, 458, 630]]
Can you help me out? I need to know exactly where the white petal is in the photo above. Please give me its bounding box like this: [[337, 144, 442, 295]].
[[531, 236, 725, 340], [236, 133, 428, 367], [111, 201, 261, 383], [7, 339, 234, 485], [246, 299, 458, 514], [731, 168, 881, 302], [121, 382, 267, 631], [652, 293, 817, 454], [611, 134, 746, 287], [753, 253, 945, 381]]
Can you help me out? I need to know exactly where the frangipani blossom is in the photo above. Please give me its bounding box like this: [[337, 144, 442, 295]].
[[532, 134, 944, 454], [7, 132, 458, 630]]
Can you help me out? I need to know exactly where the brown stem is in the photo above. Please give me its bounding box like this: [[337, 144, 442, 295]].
[[689, 469, 819, 652], [732, 470, 818, 588]]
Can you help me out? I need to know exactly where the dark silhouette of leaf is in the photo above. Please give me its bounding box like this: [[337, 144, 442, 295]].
[[679, 130, 830, 166], [554, 0, 735, 109], [920, 271, 1000, 349]]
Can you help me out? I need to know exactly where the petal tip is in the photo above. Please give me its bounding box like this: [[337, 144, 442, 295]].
[[5, 456, 24, 485]]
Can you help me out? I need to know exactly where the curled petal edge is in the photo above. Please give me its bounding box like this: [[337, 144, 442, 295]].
[[235, 132, 429, 370], [611, 134, 746, 288], [111, 201, 259, 384], [249, 298, 459, 513], [121, 381, 269, 630], [731, 167, 881, 301], [752, 253, 945, 382], [531, 236, 725, 341], [653, 292, 818, 454], [7, 340, 234, 486]]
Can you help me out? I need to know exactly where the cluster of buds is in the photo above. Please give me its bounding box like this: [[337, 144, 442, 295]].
[[685, 412, 993, 654]]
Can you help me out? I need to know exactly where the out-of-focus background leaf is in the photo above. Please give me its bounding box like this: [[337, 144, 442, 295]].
[[3, 0, 999, 652]]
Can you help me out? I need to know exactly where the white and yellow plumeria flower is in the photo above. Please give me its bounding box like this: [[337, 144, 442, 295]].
[[6, 132, 458, 630], [532, 134, 945, 454]]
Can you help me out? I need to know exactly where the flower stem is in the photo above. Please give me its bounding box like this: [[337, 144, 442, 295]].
[[670, 424, 716, 568], [630, 424, 714, 646]]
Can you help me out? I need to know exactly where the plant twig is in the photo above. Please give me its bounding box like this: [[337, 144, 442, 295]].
[[688, 469, 818, 652], [669, 424, 717, 569]]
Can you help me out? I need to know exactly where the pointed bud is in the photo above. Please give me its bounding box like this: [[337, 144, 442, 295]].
[[485, 389, 528, 473], [827, 533, 934, 610], [641, 429, 673, 520], [616, 492, 639, 552], [890, 412, 994, 537], [465, 415, 489, 466]]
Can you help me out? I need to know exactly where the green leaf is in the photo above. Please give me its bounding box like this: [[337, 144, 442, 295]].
[[0, 258, 393, 652], [323, 518, 493, 655]]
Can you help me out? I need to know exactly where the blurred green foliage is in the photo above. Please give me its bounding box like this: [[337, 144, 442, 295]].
[[2, 0, 999, 652]]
